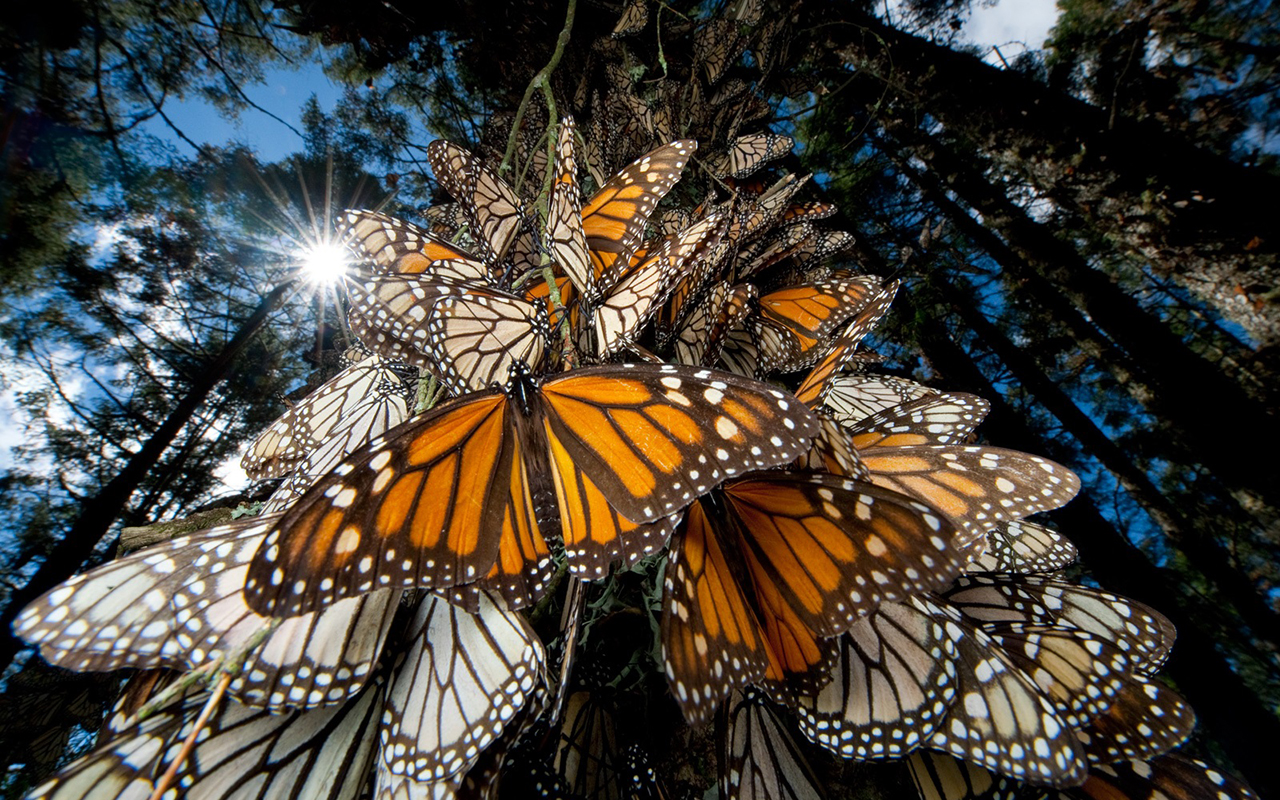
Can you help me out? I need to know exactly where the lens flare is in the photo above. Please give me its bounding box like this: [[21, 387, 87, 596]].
[[300, 243, 349, 283]]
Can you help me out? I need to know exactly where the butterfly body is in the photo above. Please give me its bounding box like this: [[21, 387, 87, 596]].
[[246, 364, 821, 616]]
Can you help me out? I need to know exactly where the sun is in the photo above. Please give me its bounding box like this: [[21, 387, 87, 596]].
[[299, 242, 350, 284]]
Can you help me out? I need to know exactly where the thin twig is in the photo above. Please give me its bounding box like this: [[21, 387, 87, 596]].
[[501, 0, 578, 176], [147, 673, 232, 800], [137, 618, 281, 720]]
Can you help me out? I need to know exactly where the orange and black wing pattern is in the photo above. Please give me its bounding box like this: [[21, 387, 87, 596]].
[[846, 391, 990, 449], [759, 276, 881, 346], [545, 423, 680, 579], [720, 474, 965, 636], [662, 498, 774, 725], [857, 445, 1081, 548], [245, 392, 521, 617], [588, 213, 725, 358], [662, 472, 965, 724], [539, 364, 820, 525], [581, 140, 697, 291], [341, 210, 479, 277], [793, 282, 898, 406]]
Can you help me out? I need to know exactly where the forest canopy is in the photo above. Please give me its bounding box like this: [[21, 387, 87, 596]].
[[0, 0, 1277, 798]]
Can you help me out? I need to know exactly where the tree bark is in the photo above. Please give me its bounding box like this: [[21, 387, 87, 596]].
[[816, 2, 1280, 349], [875, 125, 1280, 520], [895, 285, 1280, 798], [0, 280, 296, 672], [946, 281, 1280, 649]]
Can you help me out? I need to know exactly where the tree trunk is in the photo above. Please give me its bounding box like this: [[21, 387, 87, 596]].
[[0, 280, 296, 672], [895, 285, 1280, 798], [875, 125, 1280, 521], [816, 2, 1280, 349]]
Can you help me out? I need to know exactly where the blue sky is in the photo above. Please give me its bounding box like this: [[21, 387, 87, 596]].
[[141, 64, 348, 162], [2, 0, 1065, 477], [140, 0, 1063, 162]]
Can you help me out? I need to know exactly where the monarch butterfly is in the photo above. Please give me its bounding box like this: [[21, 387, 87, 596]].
[[789, 229, 856, 271], [426, 140, 526, 266], [572, 133, 699, 302], [553, 690, 623, 799], [845, 392, 990, 449], [695, 18, 746, 85], [14, 516, 399, 711], [350, 212, 725, 382], [709, 133, 794, 180], [855, 445, 1080, 550], [346, 274, 549, 395], [26, 675, 386, 800], [725, 275, 883, 379], [242, 356, 414, 482], [979, 622, 1131, 728], [719, 311, 803, 379], [546, 120, 719, 358], [244, 363, 820, 617], [26, 591, 542, 800], [341, 209, 480, 277], [735, 221, 815, 280], [727, 175, 813, 259], [380, 593, 545, 781], [757, 275, 883, 362], [792, 283, 900, 405], [726, 0, 764, 24], [966, 519, 1079, 575], [263, 427, 388, 514], [805, 388, 1081, 554], [927, 609, 1088, 785], [422, 202, 470, 237], [720, 690, 824, 800], [582, 213, 726, 359], [1075, 673, 1193, 764], [820, 374, 938, 427], [661, 472, 965, 724], [792, 596, 962, 760], [800, 415, 872, 479], [672, 282, 756, 368], [622, 744, 667, 800], [941, 576, 1176, 675]]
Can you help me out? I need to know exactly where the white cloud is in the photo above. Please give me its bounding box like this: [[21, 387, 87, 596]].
[[962, 0, 1061, 63]]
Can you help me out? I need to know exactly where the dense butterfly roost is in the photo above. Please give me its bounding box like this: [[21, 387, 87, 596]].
[[12, 3, 1257, 800]]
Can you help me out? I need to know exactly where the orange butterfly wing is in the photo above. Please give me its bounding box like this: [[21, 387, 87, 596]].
[[720, 474, 965, 636], [581, 140, 697, 292], [342, 209, 477, 274], [661, 498, 772, 725], [539, 365, 819, 523], [545, 423, 679, 579], [245, 392, 521, 616], [857, 446, 1081, 548], [793, 283, 898, 406]]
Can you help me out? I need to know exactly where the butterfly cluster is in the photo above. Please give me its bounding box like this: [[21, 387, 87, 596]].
[[10, 4, 1257, 800]]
